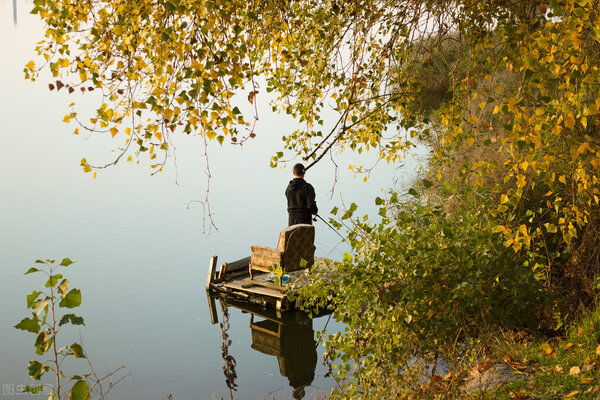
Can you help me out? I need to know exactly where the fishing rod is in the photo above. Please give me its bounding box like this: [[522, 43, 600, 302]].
[[313, 214, 346, 241]]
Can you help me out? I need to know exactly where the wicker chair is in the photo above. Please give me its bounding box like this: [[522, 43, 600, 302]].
[[249, 224, 315, 278]]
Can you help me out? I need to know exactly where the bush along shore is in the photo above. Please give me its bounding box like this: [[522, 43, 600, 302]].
[[294, 1, 600, 398]]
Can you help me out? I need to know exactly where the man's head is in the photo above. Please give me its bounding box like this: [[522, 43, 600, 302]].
[[292, 163, 306, 178]]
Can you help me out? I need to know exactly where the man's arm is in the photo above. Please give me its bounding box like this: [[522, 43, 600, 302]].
[[307, 184, 318, 214]]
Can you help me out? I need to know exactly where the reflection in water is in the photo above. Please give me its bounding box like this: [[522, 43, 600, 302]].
[[218, 297, 238, 398], [250, 314, 317, 399], [212, 296, 318, 399]]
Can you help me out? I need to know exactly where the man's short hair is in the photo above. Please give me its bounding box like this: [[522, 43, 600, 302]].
[[293, 163, 305, 176]]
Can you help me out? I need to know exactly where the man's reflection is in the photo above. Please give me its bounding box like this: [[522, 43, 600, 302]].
[[250, 315, 317, 398], [211, 296, 319, 399]]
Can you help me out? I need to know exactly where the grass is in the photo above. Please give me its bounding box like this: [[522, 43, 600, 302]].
[[466, 305, 600, 399]]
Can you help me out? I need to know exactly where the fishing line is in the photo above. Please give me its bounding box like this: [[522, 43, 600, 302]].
[[326, 238, 345, 257]]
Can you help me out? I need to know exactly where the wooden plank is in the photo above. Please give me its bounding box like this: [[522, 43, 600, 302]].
[[219, 256, 251, 279], [242, 277, 287, 292], [223, 280, 287, 299], [206, 255, 218, 290]]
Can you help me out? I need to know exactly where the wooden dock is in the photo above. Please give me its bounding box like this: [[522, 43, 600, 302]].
[[206, 255, 335, 311]]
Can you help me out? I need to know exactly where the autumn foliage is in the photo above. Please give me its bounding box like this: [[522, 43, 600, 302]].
[[26, 0, 600, 397]]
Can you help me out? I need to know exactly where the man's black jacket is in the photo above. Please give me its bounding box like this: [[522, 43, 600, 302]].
[[285, 178, 318, 224]]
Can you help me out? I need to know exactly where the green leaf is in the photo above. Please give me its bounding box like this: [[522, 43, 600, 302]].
[[22, 385, 45, 394], [45, 274, 63, 288], [34, 260, 46, 264], [68, 380, 90, 400], [422, 179, 433, 188], [24, 267, 41, 275], [59, 289, 82, 308], [27, 291, 42, 308], [70, 343, 86, 359], [408, 188, 419, 197], [27, 360, 50, 380], [34, 330, 54, 355], [14, 317, 41, 333], [58, 279, 69, 298], [59, 258, 75, 267], [59, 314, 85, 326], [375, 197, 384, 205], [330, 206, 338, 214], [32, 298, 49, 317], [163, 1, 176, 12]]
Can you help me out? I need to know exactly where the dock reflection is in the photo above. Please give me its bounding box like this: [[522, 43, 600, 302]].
[[208, 294, 318, 399]]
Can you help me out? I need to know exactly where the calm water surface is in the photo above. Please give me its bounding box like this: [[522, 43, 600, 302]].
[[0, 2, 423, 398]]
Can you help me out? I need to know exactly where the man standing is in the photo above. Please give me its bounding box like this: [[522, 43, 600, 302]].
[[285, 163, 318, 226]]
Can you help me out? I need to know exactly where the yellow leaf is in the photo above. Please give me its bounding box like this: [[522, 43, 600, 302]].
[[155, 131, 162, 141], [125, 128, 131, 136], [83, 165, 92, 173], [564, 113, 575, 129], [540, 342, 553, 355], [63, 115, 71, 123], [545, 223, 558, 233], [578, 143, 591, 156], [93, 171, 97, 179], [492, 225, 506, 234], [126, 156, 133, 162], [519, 224, 528, 236], [559, 175, 567, 184], [110, 127, 118, 137], [563, 342, 574, 350], [581, 377, 594, 384], [584, 103, 597, 116], [466, 137, 475, 146], [25, 60, 35, 70], [569, 366, 581, 376], [595, 344, 600, 355], [565, 390, 580, 399], [500, 194, 509, 204]]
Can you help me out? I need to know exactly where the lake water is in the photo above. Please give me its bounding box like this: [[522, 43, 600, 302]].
[[0, 2, 424, 398]]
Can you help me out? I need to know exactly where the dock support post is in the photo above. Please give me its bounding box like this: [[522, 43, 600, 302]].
[[206, 255, 218, 290]]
